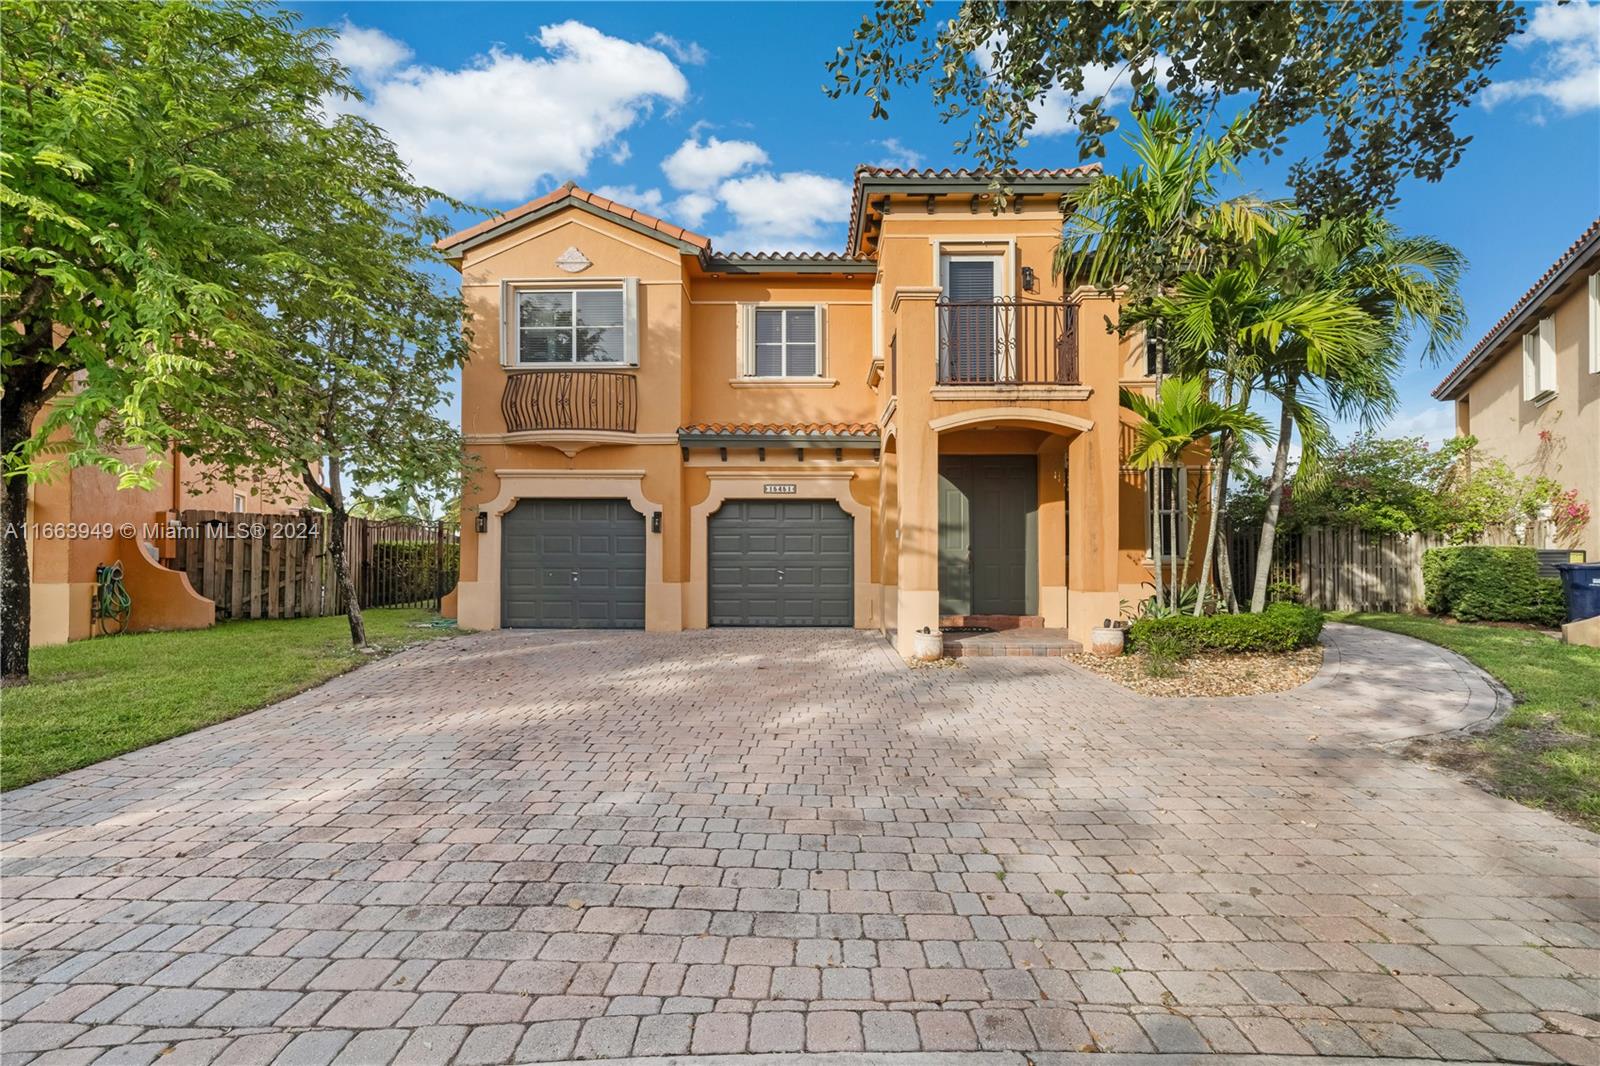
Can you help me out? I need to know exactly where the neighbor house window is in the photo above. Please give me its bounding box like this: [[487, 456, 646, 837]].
[[747, 306, 822, 377], [1522, 315, 1556, 402], [1143, 330, 1159, 376], [508, 281, 638, 367], [233, 493, 246, 513], [1146, 466, 1186, 561]]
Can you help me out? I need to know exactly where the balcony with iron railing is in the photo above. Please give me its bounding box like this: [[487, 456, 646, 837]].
[[936, 298, 1078, 386], [501, 369, 638, 434]]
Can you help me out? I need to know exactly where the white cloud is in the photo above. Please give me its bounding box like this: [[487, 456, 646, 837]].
[[592, 184, 666, 214], [1375, 403, 1457, 448], [661, 135, 768, 191], [330, 20, 413, 80], [874, 138, 925, 170], [649, 33, 708, 66], [609, 141, 632, 165], [714, 171, 852, 251], [670, 192, 718, 228], [334, 21, 688, 201], [1483, 1, 1600, 114], [1029, 59, 1174, 136]]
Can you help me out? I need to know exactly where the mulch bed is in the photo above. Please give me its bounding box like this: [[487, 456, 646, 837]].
[[1070, 645, 1324, 698]]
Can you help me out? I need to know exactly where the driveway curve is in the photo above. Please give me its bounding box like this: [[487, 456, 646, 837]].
[[2, 624, 1595, 1065]]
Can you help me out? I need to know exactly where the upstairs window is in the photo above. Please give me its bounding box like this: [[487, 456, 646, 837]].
[[508, 281, 638, 367], [746, 306, 823, 377], [1146, 466, 1186, 561], [1522, 315, 1556, 402]]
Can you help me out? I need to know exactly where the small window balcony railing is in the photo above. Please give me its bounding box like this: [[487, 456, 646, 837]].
[[501, 369, 638, 433], [936, 298, 1079, 385]]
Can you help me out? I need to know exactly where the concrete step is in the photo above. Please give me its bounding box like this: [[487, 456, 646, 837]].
[[939, 614, 1045, 631], [942, 628, 1081, 657]]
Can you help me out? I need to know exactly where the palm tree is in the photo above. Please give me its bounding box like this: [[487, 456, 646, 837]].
[[1141, 220, 1384, 614], [1056, 103, 1281, 609], [1121, 376, 1272, 609], [1245, 216, 1464, 612]]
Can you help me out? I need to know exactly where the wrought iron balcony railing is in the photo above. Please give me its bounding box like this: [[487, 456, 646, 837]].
[[502, 369, 638, 433], [936, 298, 1079, 385]]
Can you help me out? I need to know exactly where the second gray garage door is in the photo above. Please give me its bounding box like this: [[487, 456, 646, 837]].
[[501, 498, 644, 628], [709, 500, 853, 626]]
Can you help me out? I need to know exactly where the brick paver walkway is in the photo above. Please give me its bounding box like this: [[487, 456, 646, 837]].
[[2, 625, 1596, 1065]]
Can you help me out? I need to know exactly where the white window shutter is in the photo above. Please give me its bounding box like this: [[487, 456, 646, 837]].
[[814, 304, 827, 376], [1538, 315, 1556, 396], [623, 278, 640, 366], [735, 303, 752, 375], [1523, 332, 1538, 400], [1589, 274, 1599, 374], [501, 281, 514, 367]]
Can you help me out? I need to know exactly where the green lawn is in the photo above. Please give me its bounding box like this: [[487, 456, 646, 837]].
[[1, 609, 456, 791], [1333, 612, 1600, 830]]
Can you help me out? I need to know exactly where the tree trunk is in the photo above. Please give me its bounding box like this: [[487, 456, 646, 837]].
[[1148, 469, 1165, 612], [1217, 514, 1240, 613], [1, 396, 37, 682], [304, 456, 366, 647], [1167, 466, 1180, 609], [1192, 432, 1233, 616], [326, 505, 366, 647], [1250, 379, 1298, 613]]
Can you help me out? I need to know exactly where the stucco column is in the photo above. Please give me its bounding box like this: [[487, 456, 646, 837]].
[[1037, 436, 1069, 627], [890, 286, 943, 655]]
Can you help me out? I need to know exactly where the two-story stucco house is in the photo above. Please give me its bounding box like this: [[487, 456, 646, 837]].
[[441, 167, 1173, 656], [1434, 218, 1600, 559]]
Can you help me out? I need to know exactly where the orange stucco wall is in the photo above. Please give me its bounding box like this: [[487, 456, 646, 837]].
[[1452, 275, 1600, 558], [25, 430, 308, 646], [451, 192, 1174, 651]]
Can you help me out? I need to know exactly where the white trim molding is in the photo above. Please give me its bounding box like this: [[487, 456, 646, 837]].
[[928, 406, 1094, 435], [464, 431, 677, 456]]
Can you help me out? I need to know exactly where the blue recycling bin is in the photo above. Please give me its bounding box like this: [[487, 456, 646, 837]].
[[1555, 563, 1600, 623]]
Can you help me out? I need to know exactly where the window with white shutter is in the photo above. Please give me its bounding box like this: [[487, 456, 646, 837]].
[[504, 281, 639, 367], [1523, 316, 1558, 402], [745, 306, 824, 377]]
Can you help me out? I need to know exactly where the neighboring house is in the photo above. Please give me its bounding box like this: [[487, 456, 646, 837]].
[[440, 169, 1182, 656], [1433, 219, 1600, 558], [26, 438, 308, 646]]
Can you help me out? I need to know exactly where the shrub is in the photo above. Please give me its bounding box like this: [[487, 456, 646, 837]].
[[1140, 629, 1187, 677], [1422, 546, 1566, 627], [1127, 602, 1323, 654], [367, 539, 461, 607]]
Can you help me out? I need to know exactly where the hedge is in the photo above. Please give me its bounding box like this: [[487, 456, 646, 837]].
[[1422, 546, 1565, 626], [367, 539, 460, 607], [1127, 602, 1324, 654]]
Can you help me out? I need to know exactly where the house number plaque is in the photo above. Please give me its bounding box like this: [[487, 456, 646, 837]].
[[763, 484, 798, 495]]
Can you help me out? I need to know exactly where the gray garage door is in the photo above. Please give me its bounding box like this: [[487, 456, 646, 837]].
[[709, 500, 853, 626], [501, 499, 644, 629]]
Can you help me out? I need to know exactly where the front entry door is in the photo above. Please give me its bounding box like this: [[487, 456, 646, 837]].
[[938, 455, 1037, 616]]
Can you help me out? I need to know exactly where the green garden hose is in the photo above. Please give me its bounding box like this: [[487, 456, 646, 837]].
[[93, 561, 132, 636]]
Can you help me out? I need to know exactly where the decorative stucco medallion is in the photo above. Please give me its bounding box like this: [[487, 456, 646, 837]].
[[555, 246, 592, 273]]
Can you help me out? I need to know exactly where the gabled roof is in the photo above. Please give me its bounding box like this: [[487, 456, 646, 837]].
[[846, 165, 1101, 257], [1434, 218, 1600, 400], [436, 182, 712, 259]]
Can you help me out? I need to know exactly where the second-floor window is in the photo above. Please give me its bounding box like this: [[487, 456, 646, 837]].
[[749, 307, 821, 377], [1522, 315, 1556, 402], [512, 282, 637, 366]]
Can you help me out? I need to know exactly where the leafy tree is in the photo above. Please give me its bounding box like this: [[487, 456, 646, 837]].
[[827, 1, 1525, 217], [189, 117, 470, 649], [1120, 376, 1271, 613], [1, 0, 351, 679]]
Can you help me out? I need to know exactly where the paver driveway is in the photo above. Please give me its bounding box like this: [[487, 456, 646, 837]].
[[2, 625, 1596, 1065]]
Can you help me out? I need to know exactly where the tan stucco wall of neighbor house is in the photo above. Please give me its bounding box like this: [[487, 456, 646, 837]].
[[1449, 275, 1600, 559], [446, 175, 1176, 654], [25, 436, 307, 647]]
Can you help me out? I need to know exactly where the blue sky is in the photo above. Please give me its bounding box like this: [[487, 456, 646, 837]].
[[295, 1, 1600, 445]]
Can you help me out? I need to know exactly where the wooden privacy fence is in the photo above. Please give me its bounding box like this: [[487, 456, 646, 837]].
[[1228, 521, 1577, 613], [172, 510, 459, 621]]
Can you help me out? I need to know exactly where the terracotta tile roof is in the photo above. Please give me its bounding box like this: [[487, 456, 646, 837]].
[[1434, 217, 1600, 399], [707, 251, 871, 263], [679, 421, 879, 438], [436, 182, 711, 254], [847, 165, 1101, 257]]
